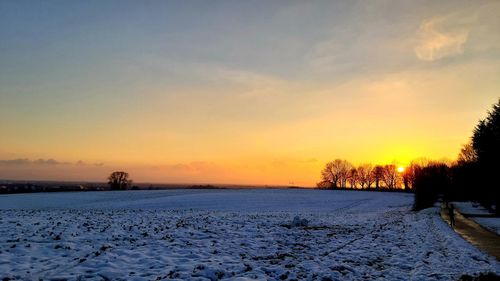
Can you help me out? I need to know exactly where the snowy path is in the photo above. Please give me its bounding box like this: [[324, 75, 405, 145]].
[[0, 189, 498, 280], [441, 204, 500, 260], [453, 202, 500, 236]]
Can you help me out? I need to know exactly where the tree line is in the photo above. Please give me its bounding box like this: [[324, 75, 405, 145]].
[[317, 160, 420, 191]]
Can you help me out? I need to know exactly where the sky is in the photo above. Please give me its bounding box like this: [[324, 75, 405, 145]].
[[0, 0, 499, 186]]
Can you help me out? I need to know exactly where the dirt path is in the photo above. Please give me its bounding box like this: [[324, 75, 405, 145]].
[[441, 203, 500, 260]]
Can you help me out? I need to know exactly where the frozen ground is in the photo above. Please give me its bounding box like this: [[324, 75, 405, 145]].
[[454, 202, 500, 235], [473, 217, 500, 236], [0, 189, 498, 280], [454, 202, 492, 216]]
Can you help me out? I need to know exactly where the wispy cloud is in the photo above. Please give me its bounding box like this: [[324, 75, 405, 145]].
[[0, 158, 31, 165], [33, 158, 70, 165], [160, 161, 220, 174], [415, 17, 469, 61], [76, 160, 105, 167], [0, 158, 104, 166], [132, 55, 292, 99]]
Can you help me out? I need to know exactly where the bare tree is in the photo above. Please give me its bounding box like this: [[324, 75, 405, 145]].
[[348, 168, 358, 189], [457, 142, 477, 164], [320, 161, 339, 188], [107, 171, 132, 190], [357, 164, 373, 189], [411, 157, 431, 168], [382, 164, 400, 189], [338, 160, 353, 188], [402, 162, 421, 190], [372, 165, 384, 190], [319, 159, 352, 189]]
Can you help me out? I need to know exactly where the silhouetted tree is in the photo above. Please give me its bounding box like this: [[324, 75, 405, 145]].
[[413, 162, 450, 211], [107, 171, 132, 190], [457, 142, 478, 165], [357, 164, 374, 189], [348, 168, 358, 189], [402, 163, 420, 190], [339, 160, 353, 188], [319, 159, 353, 189], [320, 161, 340, 188], [372, 165, 384, 190], [446, 142, 479, 202], [471, 99, 500, 214], [450, 161, 478, 201], [382, 164, 400, 189]]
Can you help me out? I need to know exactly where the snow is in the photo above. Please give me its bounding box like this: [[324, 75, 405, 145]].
[[454, 202, 492, 216], [0, 189, 498, 280], [454, 201, 500, 235], [473, 217, 500, 235]]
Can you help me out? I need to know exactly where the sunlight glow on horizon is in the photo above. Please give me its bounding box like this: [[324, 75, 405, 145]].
[[1, 1, 499, 186]]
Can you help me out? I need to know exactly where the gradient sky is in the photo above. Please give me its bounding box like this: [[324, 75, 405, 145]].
[[1, 0, 499, 186]]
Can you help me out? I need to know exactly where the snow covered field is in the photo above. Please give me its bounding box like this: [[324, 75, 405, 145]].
[[0, 189, 498, 280]]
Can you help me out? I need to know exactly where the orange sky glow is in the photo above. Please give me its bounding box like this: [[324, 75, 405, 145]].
[[1, 1, 499, 186]]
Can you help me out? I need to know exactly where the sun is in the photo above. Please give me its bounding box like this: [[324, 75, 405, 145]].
[[397, 166, 405, 173]]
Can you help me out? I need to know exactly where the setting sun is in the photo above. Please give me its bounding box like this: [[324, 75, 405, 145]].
[[397, 166, 405, 173]]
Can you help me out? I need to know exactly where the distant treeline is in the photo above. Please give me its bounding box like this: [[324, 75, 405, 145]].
[[0, 183, 106, 194], [0, 181, 228, 194]]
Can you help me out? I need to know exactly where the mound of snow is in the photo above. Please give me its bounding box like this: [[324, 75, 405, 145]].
[[291, 216, 309, 227]]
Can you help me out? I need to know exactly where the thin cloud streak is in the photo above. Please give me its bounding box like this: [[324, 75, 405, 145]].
[[0, 158, 104, 167]]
